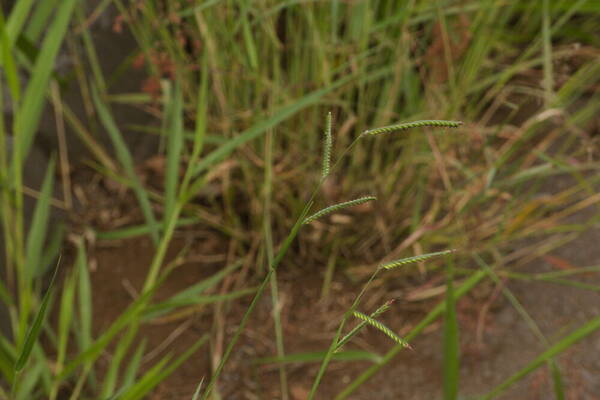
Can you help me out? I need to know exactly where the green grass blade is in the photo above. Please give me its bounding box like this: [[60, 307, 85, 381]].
[[0, 351, 13, 388], [5, 0, 34, 44], [72, 243, 97, 392], [0, 275, 12, 309], [38, 223, 65, 278], [75, 241, 92, 354], [143, 260, 242, 320], [143, 287, 256, 321], [58, 285, 157, 380], [0, 9, 20, 104], [99, 324, 139, 399], [163, 79, 184, 227], [192, 74, 355, 177], [118, 354, 172, 400], [241, 1, 258, 70], [483, 315, 600, 399], [51, 268, 76, 398], [91, 86, 159, 244], [541, 0, 554, 105], [179, 49, 208, 198], [95, 217, 199, 241], [24, 156, 55, 280], [120, 338, 147, 390], [443, 257, 459, 400], [146, 333, 209, 392], [15, 357, 43, 400], [14, 259, 60, 372], [0, 336, 16, 372], [120, 334, 208, 400], [550, 360, 565, 400], [34, 345, 52, 392], [14, 0, 77, 161], [23, 0, 60, 41]]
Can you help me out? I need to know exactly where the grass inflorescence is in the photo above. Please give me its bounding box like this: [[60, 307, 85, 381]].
[[363, 120, 463, 136], [302, 196, 377, 225], [321, 111, 333, 179], [352, 311, 411, 349], [380, 249, 456, 270]]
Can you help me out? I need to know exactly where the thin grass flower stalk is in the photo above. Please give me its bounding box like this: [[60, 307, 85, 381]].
[[380, 249, 456, 270], [321, 112, 333, 179], [363, 120, 462, 136], [335, 300, 394, 353], [352, 311, 411, 349], [302, 196, 377, 225]]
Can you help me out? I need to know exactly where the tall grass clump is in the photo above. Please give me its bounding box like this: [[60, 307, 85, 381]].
[[0, 3, 226, 397], [0, 1, 78, 398], [111, 0, 600, 287]]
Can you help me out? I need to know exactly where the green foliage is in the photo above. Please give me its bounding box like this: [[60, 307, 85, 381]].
[[24, 157, 55, 280], [163, 80, 185, 228], [91, 86, 160, 245], [119, 334, 208, 400], [14, 260, 59, 373], [1, 1, 598, 399], [13, 0, 77, 161]]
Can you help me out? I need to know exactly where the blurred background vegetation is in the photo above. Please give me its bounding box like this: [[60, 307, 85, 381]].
[[0, 0, 599, 399]]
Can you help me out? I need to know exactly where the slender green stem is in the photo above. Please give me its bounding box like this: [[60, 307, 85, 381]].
[[265, 128, 289, 399], [201, 202, 312, 399]]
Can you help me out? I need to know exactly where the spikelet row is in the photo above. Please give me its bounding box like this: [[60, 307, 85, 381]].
[[380, 249, 456, 270], [363, 120, 462, 136], [352, 311, 411, 348], [321, 112, 333, 179], [302, 196, 377, 225], [335, 300, 394, 352]]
